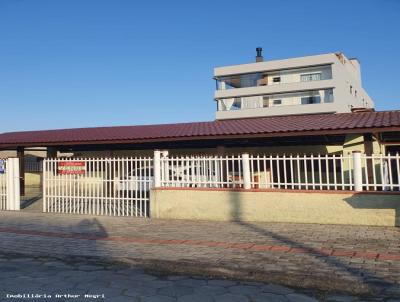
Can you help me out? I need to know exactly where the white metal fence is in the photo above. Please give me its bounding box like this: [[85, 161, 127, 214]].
[[158, 154, 355, 190], [43, 157, 153, 217], [41, 152, 399, 217], [160, 155, 244, 188], [362, 154, 400, 191], [249, 154, 354, 190], [0, 158, 20, 211], [157, 152, 399, 192], [0, 159, 7, 209]]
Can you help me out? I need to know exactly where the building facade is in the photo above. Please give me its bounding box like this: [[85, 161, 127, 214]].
[[214, 51, 374, 120], [0, 50, 399, 193]]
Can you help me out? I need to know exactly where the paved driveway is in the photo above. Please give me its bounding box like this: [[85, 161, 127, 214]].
[[0, 211, 399, 300], [20, 187, 42, 212]]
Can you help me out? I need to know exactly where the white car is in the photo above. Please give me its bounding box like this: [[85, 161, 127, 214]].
[[117, 167, 153, 192], [117, 164, 222, 192]]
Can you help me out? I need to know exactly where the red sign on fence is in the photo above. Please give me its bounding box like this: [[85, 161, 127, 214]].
[[58, 161, 86, 175]]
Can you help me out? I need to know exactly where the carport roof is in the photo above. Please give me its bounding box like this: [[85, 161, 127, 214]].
[[0, 110, 400, 148]]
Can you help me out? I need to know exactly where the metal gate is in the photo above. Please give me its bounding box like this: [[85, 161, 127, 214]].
[[43, 157, 153, 217], [0, 158, 20, 211]]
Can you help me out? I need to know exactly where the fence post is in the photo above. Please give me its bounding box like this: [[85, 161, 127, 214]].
[[6, 159, 13, 210], [13, 158, 20, 210], [242, 153, 251, 190], [352, 151, 363, 192], [161, 150, 169, 186], [6, 158, 20, 210], [154, 150, 161, 187], [42, 159, 46, 213]]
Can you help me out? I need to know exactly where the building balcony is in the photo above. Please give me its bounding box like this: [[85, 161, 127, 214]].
[[215, 64, 332, 90], [215, 101, 343, 120], [217, 89, 334, 112], [214, 79, 335, 100]]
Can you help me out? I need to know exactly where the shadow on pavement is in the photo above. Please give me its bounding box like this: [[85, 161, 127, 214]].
[[229, 191, 397, 296], [21, 196, 42, 210], [76, 218, 109, 238]]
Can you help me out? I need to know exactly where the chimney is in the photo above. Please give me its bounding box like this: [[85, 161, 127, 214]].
[[256, 47, 263, 62]]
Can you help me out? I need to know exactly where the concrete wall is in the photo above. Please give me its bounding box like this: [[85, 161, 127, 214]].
[[150, 189, 400, 226], [331, 55, 374, 110], [25, 172, 41, 187]]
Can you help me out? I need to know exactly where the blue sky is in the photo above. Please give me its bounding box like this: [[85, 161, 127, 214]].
[[0, 0, 399, 132]]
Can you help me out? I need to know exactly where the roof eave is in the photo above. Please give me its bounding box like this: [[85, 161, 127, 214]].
[[1, 126, 398, 149]]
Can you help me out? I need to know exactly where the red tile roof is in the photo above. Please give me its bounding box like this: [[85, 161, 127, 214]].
[[0, 111, 399, 147]]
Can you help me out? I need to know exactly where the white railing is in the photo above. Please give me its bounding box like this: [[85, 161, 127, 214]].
[[157, 152, 399, 192], [160, 155, 244, 188], [249, 154, 354, 190], [361, 154, 400, 191], [43, 157, 153, 217], [40, 153, 399, 218]]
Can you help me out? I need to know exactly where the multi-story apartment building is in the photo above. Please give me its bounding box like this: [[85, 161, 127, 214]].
[[214, 49, 374, 120]]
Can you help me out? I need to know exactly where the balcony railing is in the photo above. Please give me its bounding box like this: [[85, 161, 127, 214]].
[[217, 90, 334, 111], [216, 68, 331, 91]]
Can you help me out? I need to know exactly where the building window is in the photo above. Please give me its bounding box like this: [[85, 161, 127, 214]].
[[300, 73, 322, 82], [324, 89, 334, 103], [355, 90, 357, 97], [272, 77, 281, 83], [263, 96, 269, 108], [273, 99, 282, 106], [216, 73, 262, 90], [350, 85, 353, 94], [218, 99, 241, 111], [301, 96, 321, 105]]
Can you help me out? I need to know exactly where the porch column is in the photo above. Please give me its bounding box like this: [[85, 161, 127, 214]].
[[242, 153, 251, 190], [363, 133, 374, 190], [353, 151, 363, 192], [154, 150, 161, 187], [17, 147, 25, 196], [216, 146, 226, 188], [47, 147, 57, 158], [108, 150, 114, 197]]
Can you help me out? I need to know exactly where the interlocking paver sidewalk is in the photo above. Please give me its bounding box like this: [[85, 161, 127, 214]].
[[0, 252, 366, 302], [0, 211, 399, 298]]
